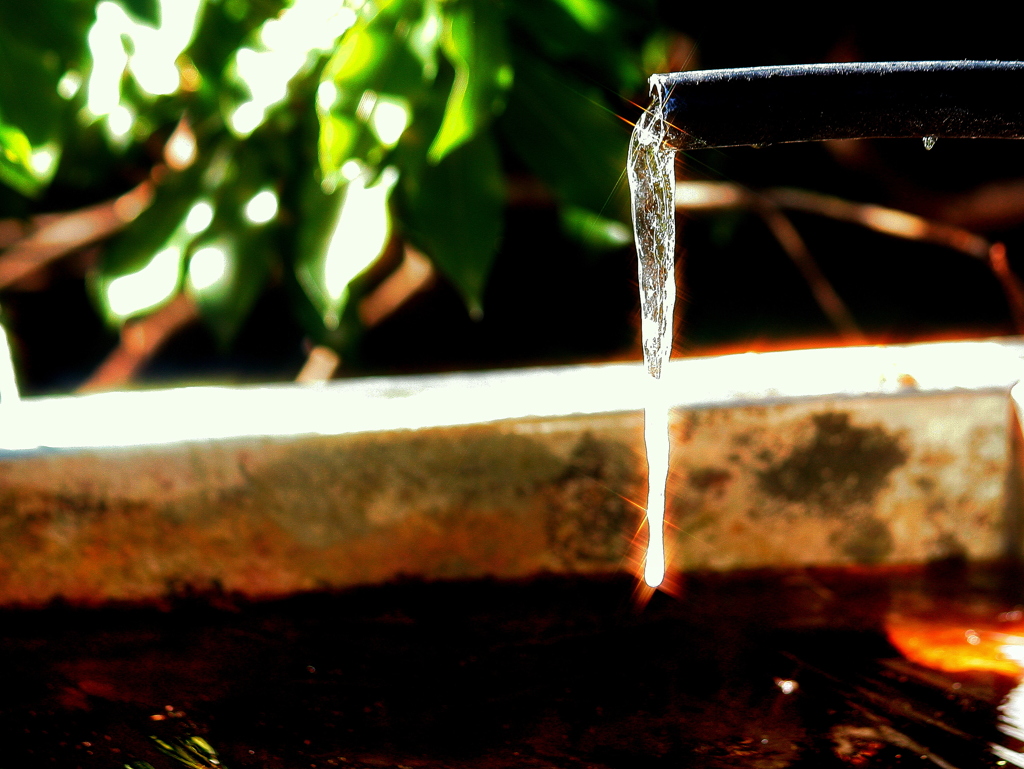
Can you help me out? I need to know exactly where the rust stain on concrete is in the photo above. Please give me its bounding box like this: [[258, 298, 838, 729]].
[[0, 420, 645, 606]]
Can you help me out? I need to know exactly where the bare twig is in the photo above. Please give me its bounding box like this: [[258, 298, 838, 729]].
[[675, 182, 992, 258], [358, 244, 434, 327], [675, 180, 1024, 335], [77, 293, 199, 392], [764, 187, 991, 259], [987, 242, 1024, 333], [294, 244, 436, 383], [296, 346, 341, 384], [750, 200, 867, 343], [0, 181, 154, 290]]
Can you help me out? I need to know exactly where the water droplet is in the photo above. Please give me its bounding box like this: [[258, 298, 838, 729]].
[[922, 136, 937, 151]]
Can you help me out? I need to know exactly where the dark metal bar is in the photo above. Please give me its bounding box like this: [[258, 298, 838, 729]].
[[655, 60, 1024, 151]]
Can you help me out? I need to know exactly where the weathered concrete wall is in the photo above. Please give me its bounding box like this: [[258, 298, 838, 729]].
[[666, 392, 1013, 571], [0, 415, 646, 605], [0, 342, 1021, 606]]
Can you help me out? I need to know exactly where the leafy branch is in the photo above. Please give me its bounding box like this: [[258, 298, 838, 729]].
[[0, 0, 651, 387]]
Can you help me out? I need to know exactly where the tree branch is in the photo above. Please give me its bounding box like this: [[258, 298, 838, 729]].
[[78, 293, 199, 392]]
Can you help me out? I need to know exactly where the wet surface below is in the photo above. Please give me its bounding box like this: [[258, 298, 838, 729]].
[[3, 566, 1024, 768]]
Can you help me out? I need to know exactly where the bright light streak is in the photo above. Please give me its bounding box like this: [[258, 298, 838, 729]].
[[244, 189, 279, 224], [369, 97, 410, 147], [106, 245, 182, 318], [188, 245, 229, 291], [0, 361, 661, 452], [86, 2, 130, 117], [643, 387, 671, 588], [184, 200, 214, 234], [0, 320, 21, 406], [322, 166, 399, 326], [0, 339, 1019, 453]]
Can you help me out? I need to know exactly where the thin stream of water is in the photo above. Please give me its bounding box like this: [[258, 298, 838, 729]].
[[627, 79, 676, 587]]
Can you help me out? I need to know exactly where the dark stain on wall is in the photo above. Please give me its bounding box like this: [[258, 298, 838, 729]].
[[545, 432, 638, 568], [757, 412, 907, 516]]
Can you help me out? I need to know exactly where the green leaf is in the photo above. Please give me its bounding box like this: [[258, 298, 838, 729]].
[[100, 174, 199, 278], [505, 0, 641, 92], [151, 735, 224, 769], [95, 170, 205, 323], [187, 230, 271, 347], [318, 13, 425, 185], [550, 0, 613, 33], [400, 130, 503, 317], [498, 52, 629, 226], [407, 0, 442, 81], [0, 124, 40, 197], [296, 166, 400, 329], [0, 19, 70, 196], [0, 1, 94, 67], [426, 0, 512, 164], [561, 205, 631, 250], [120, 0, 160, 26]]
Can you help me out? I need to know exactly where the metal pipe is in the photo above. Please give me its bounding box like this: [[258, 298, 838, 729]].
[[654, 61, 1024, 151]]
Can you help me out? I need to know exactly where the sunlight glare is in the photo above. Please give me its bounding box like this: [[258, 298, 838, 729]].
[[86, 2, 130, 117], [0, 341, 1018, 454], [189, 245, 230, 291], [341, 159, 363, 181], [164, 119, 198, 170], [184, 201, 215, 234], [229, 0, 357, 137], [322, 165, 399, 326], [128, 0, 203, 97], [85, 0, 204, 121], [30, 145, 59, 178], [107, 104, 135, 140], [230, 102, 266, 136], [316, 80, 339, 112], [107, 246, 182, 318], [58, 71, 83, 100], [245, 189, 279, 224], [369, 97, 411, 147]]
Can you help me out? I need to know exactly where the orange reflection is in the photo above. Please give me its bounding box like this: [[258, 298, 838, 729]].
[[885, 614, 1024, 677]]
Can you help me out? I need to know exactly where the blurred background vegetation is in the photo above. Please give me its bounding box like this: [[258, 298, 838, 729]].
[[3, 3, 1024, 395]]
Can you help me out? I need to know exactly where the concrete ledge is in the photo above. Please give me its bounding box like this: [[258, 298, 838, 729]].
[[0, 339, 1022, 606]]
